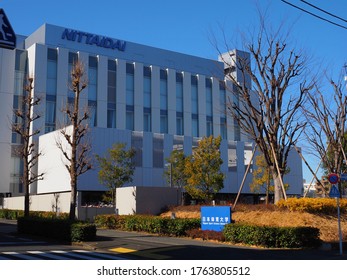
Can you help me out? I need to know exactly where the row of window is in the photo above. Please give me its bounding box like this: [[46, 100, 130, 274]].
[[13, 49, 239, 139]]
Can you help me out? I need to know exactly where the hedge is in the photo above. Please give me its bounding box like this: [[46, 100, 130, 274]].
[[277, 197, 347, 214], [0, 209, 69, 220], [17, 216, 96, 242], [223, 223, 321, 248], [94, 214, 200, 236]]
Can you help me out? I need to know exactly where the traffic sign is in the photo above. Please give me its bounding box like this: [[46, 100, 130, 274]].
[[340, 173, 347, 181], [329, 184, 340, 198], [328, 173, 339, 184], [0, 9, 16, 49]]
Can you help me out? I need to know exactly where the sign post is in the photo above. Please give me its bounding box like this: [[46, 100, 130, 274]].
[[329, 181, 343, 256]]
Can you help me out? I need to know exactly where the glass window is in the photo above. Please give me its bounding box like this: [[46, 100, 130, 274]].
[[88, 100, 97, 127], [108, 60, 117, 107], [88, 56, 98, 101], [176, 115, 183, 135], [160, 69, 168, 110], [126, 111, 134, 131], [192, 116, 199, 137], [144, 108, 151, 132], [45, 100, 56, 132], [153, 135, 164, 168], [176, 72, 183, 113], [68, 52, 78, 99], [131, 132, 143, 167], [107, 109, 116, 128], [126, 63, 134, 106], [160, 112, 168, 134], [206, 78, 212, 117], [144, 76, 151, 108], [191, 76, 198, 114]]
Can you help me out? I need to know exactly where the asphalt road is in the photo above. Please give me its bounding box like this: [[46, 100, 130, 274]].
[[1, 219, 346, 260]]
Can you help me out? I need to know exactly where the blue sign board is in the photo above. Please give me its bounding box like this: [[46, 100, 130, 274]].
[[201, 206, 232, 232], [329, 184, 340, 198]]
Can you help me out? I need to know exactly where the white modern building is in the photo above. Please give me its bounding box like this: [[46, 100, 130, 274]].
[[0, 11, 303, 214]]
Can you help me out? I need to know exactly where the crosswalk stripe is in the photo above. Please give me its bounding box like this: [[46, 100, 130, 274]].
[[0, 250, 126, 260]]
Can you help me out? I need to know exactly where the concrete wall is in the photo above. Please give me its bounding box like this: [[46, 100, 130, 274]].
[[116, 186, 179, 215], [2, 191, 114, 221], [3, 192, 71, 213]]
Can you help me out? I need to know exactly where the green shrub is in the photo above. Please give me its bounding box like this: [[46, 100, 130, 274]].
[[17, 216, 96, 242], [71, 223, 97, 242], [94, 214, 200, 236], [0, 209, 69, 220], [0, 209, 24, 219], [223, 223, 321, 248]]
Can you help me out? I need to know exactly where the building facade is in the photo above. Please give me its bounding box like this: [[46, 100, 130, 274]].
[[0, 20, 303, 206]]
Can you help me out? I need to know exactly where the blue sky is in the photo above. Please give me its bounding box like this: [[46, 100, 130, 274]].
[[1, 0, 346, 183]]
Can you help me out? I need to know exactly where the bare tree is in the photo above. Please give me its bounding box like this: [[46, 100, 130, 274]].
[[12, 77, 44, 217], [303, 76, 347, 196], [216, 17, 315, 203], [57, 60, 92, 220]]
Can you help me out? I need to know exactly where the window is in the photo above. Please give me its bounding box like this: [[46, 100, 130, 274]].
[[191, 75, 198, 114], [45, 97, 56, 133], [192, 116, 199, 137], [176, 72, 183, 112], [46, 49, 57, 132], [191, 75, 199, 137], [131, 132, 143, 167], [46, 48, 57, 96], [88, 56, 98, 101], [160, 69, 168, 110], [206, 78, 213, 136], [144, 108, 151, 132], [176, 113, 183, 135], [153, 135, 164, 168], [68, 52, 78, 99], [126, 63, 134, 106], [160, 111, 168, 134], [107, 107, 116, 128], [126, 109, 134, 131], [107, 60, 117, 128]]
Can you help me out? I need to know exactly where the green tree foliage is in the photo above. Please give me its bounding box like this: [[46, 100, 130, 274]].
[[164, 149, 187, 189], [184, 136, 224, 202], [96, 143, 136, 210]]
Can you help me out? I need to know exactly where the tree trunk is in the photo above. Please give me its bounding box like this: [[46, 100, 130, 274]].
[[272, 171, 284, 204], [69, 177, 77, 220]]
